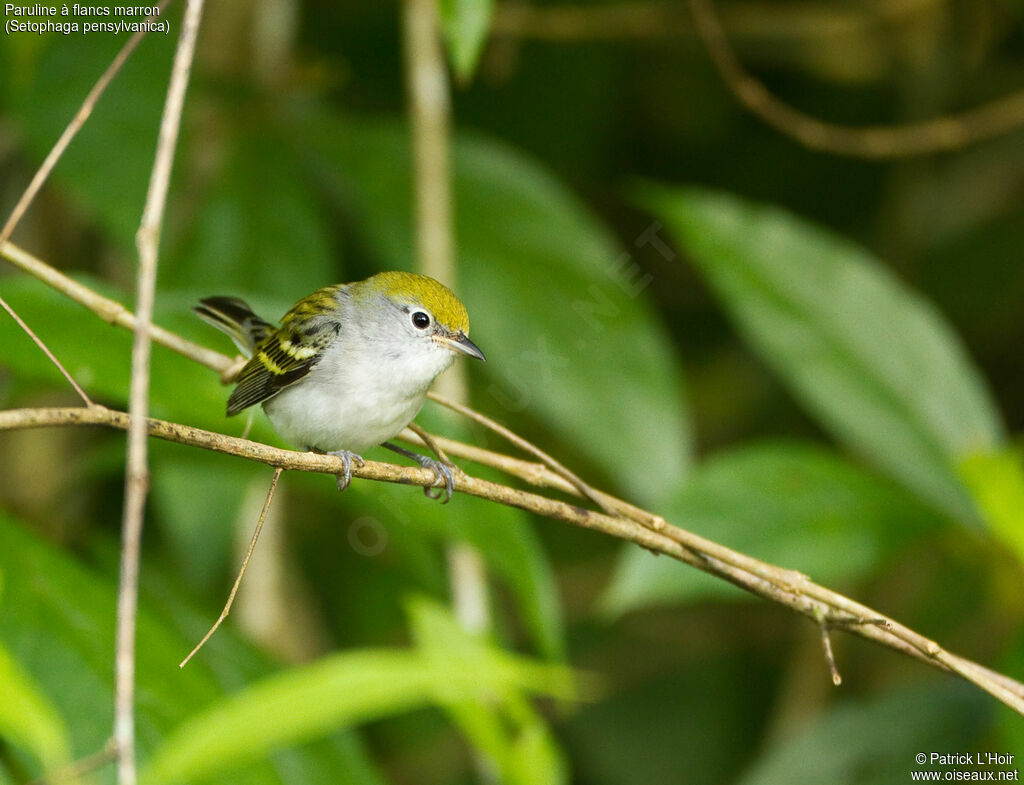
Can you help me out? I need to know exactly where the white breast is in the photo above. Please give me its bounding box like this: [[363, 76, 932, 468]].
[[262, 331, 456, 453]]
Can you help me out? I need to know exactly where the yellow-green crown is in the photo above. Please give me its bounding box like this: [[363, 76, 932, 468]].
[[358, 271, 470, 334]]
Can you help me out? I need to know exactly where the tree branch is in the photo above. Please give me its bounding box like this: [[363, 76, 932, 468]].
[[493, 0, 1024, 156], [403, 0, 491, 638], [0, 1, 175, 250], [4, 240, 1024, 714], [0, 4, 175, 416], [688, 0, 1024, 157], [117, 2, 204, 783], [178, 467, 283, 668], [2, 404, 1023, 716], [1, 241, 233, 378], [0, 294, 92, 406], [491, 0, 940, 41]]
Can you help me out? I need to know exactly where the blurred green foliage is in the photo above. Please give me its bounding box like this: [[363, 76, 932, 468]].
[[441, 0, 495, 80], [1, 1, 1024, 783]]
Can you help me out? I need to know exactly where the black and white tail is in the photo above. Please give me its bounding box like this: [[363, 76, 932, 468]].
[[194, 297, 276, 357]]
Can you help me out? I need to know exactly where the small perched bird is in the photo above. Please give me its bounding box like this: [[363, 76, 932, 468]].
[[195, 271, 485, 501]]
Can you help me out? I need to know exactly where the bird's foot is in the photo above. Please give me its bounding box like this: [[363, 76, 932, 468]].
[[417, 455, 455, 504], [326, 449, 365, 492], [382, 442, 456, 503]]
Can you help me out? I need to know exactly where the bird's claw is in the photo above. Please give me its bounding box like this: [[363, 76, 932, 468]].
[[328, 450, 365, 492], [417, 456, 455, 504], [379, 441, 458, 502]]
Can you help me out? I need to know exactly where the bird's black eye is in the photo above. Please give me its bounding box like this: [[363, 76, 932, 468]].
[[411, 311, 431, 329]]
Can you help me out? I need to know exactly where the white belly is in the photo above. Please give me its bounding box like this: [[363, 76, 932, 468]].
[[261, 335, 454, 453]]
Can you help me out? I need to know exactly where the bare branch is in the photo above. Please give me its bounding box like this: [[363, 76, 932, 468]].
[[0, 294, 92, 406], [428, 392, 810, 597], [116, 2, 205, 783], [179, 467, 283, 667], [688, 0, 1024, 157], [820, 625, 842, 687], [490, 0, 935, 41], [6, 242, 1024, 716], [1, 241, 233, 376], [3, 404, 1024, 717], [0, 1, 175, 250], [26, 738, 118, 785], [814, 608, 843, 687], [495, 0, 1024, 157], [0, 5, 175, 415], [403, 0, 490, 637], [3, 243, 1024, 712], [428, 391, 616, 513]]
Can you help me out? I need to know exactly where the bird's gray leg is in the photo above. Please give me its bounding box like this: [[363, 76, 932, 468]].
[[381, 442, 456, 503], [325, 449, 365, 492]]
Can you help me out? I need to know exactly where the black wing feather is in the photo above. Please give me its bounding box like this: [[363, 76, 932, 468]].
[[226, 318, 343, 415], [198, 286, 345, 416]]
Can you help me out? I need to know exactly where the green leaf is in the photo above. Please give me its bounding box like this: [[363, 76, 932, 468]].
[[995, 634, 1024, 757], [405, 595, 579, 700], [0, 640, 71, 775], [440, 0, 496, 81], [313, 116, 691, 504], [141, 650, 464, 785], [141, 599, 577, 785], [602, 442, 940, 614], [643, 186, 1003, 522], [0, 512, 384, 785], [959, 448, 1024, 561], [443, 697, 569, 785], [508, 714, 568, 785], [140, 561, 387, 785], [406, 596, 573, 785], [737, 685, 990, 785], [164, 130, 334, 294]]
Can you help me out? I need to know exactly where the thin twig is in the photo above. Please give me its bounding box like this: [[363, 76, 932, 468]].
[[0, 1, 175, 249], [115, 3, 204, 784], [428, 391, 613, 512], [490, 0, 937, 41], [6, 248, 1024, 712], [398, 425, 585, 493], [403, 0, 491, 639], [688, 0, 1024, 157], [3, 404, 1024, 716], [1, 241, 233, 376], [820, 627, 842, 686], [179, 467, 283, 667], [0, 4, 173, 414], [426, 392, 809, 595], [0, 294, 92, 406], [407, 422, 452, 465], [814, 609, 843, 686], [26, 738, 118, 785]]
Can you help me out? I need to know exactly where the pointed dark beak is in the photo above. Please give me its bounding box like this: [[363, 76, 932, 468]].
[[440, 332, 486, 361]]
